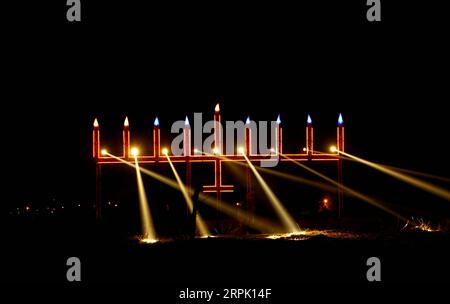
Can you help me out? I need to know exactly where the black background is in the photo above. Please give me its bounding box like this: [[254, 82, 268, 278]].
[[2, 0, 450, 300]]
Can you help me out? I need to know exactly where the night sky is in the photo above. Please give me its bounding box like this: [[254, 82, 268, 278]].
[[3, 1, 449, 216]]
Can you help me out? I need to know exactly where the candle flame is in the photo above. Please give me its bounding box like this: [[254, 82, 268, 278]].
[[154, 117, 159, 127], [338, 113, 343, 125], [93, 118, 99, 128], [124, 116, 129, 127], [185, 116, 190, 126], [307, 114, 312, 125], [276, 114, 281, 124], [215, 103, 220, 112], [246, 116, 251, 125]]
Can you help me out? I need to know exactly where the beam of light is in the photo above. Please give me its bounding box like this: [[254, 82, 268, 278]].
[[164, 154, 210, 237], [337, 150, 450, 202], [104, 152, 281, 233], [283, 154, 408, 221], [382, 165, 450, 184], [133, 155, 157, 242], [242, 153, 300, 233], [161, 147, 169, 155]]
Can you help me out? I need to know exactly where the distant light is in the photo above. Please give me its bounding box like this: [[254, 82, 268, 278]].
[[323, 199, 328, 203], [276, 114, 281, 125], [302, 147, 307, 152], [338, 113, 343, 125], [101, 149, 107, 155], [238, 147, 245, 154], [270, 148, 275, 152], [330, 146, 337, 152], [154, 117, 159, 127], [131, 147, 139, 156], [215, 103, 220, 112], [25, 206, 30, 211], [307, 114, 312, 125], [162, 148, 169, 155], [246, 116, 251, 125], [124, 116, 129, 127], [93, 118, 99, 128], [185, 116, 190, 126]]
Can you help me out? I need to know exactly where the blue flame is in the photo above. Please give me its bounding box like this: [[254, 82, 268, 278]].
[[154, 117, 159, 126], [185, 116, 190, 126], [307, 114, 312, 124], [276, 114, 281, 124], [246, 116, 251, 124], [338, 113, 343, 125]]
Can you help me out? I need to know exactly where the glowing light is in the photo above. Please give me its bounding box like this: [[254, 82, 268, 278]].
[[93, 118, 99, 128], [212, 147, 219, 154], [193, 148, 199, 154], [162, 148, 168, 155], [215, 103, 220, 112], [330, 146, 337, 152], [246, 116, 251, 125], [243, 154, 300, 233], [101, 149, 108, 155], [276, 114, 281, 124], [323, 199, 328, 203], [124, 116, 129, 127], [140, 238, 158, 244], [270, 148, 275, 152], [131, 147, 139, 156], [302, 147, 307, 152], [154, 117, 159, 126], [238, 147, 245, 154], [307, 114, 312, 125], [185, 116, 190, 126], [338, 113, 343, 125]]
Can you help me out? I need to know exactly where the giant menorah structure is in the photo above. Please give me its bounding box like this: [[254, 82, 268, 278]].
[[92, 104, 344, 220]]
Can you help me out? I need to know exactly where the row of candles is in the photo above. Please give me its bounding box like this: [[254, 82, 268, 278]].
[[93, 104, 344, 159]]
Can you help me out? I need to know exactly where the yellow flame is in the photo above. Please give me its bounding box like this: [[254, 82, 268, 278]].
[[215, 103, 220, 112]]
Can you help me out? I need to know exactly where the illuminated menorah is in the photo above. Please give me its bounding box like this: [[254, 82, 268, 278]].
[[92, 104, 344, 220]]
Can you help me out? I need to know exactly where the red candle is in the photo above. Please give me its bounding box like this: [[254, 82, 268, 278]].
[[306, 114, 313, 155], [93, 118, 100, 159], [123, 116, 130, 159]]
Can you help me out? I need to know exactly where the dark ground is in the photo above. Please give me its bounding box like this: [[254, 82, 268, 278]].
[[4, 216, 450, 301]]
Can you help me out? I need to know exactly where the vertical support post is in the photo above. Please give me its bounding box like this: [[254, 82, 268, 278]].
[[95, 163, 102, 220], [337, 113, 344, 218], [215, 159, 221, 211], [184, 117, 192, 215]]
